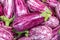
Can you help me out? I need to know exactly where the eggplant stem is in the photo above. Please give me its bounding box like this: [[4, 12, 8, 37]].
[[0, 16, 15, 26]]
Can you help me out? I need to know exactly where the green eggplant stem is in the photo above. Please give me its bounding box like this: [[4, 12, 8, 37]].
[[16, 30, 29, 37], [41, 7, 51, 21], [0, 16, 15, 26]]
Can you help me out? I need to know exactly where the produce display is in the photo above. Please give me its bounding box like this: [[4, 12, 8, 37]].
[[0, 0, 60, 40]]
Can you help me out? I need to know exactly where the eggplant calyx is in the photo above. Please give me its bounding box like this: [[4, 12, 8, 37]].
[[41, 7, 51, 21], [0, 16, 15, 26]]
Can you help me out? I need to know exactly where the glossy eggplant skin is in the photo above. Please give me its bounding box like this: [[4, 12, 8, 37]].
[[3, 0, 14, 18], [13, 13, 44, 31], [27, 0, 46, 12], [15, 0, 29, 17]]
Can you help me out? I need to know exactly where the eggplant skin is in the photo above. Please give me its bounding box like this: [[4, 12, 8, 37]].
[[13, 13, 44, 31], [44, 16, 59, 28], [27, 0, 45, 12], [15, 0, 29, 17], [29, 25, 52, 40], [0, 27, 13, 40], [18, 25, 52, 40], [4, 0, 14, 18]]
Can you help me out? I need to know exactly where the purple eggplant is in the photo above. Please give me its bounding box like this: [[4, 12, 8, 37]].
[[0, 26, 13, 40], [18, 25, 52, 40], [15, 0, 29, 17], [13, 13, 44, 31], [29, 25, 52, 40], [3, 0, 14, 18], [0, 3, 3, 16], [27, 0, 46, 12], [12, 10, 52, 31], [44, 16, 59, 28]]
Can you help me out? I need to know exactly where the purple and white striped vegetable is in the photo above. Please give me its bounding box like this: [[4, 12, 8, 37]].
[[29, 25, 52, 40], [44, 16, 59, 28], [13, 13, 44, 31], [12, 6, 52, 31], [4, 0, 14, 18], [27, 0, 46, 12], [15, 0, 29, 17]]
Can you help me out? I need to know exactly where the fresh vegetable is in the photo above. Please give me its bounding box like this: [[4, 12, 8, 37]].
[[44, 16, 59, 28], [3, 0, 14, 18], [29, 25, 52, 40], [0, 0, 60, 40], [13, 13, 44, 31], [27, 0, 46, 12], [13, 11, 52, 31], [15, 0, 29, 17]]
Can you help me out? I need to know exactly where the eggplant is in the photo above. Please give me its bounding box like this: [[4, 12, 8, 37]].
[[27, 0, 46, 12], [13, 13, 44, 31], [3, 0, 14, 18], [12, 9, 52, 31], [29, 25, 52, 40], [44, 16, 59, 28], [15, 0, 29, 17]]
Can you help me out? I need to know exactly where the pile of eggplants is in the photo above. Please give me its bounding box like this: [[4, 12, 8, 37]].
[[0, 0, 60, 40]]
